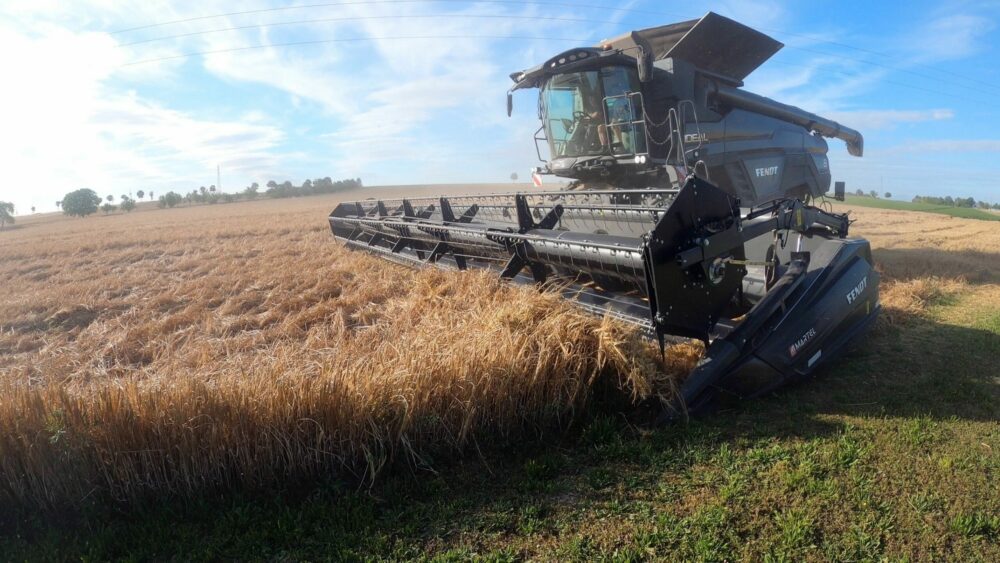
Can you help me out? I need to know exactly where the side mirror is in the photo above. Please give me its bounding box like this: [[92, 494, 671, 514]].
[[636, 46, 653, 83], [834, 181, 845, 201], [506, 92, 513, 117]]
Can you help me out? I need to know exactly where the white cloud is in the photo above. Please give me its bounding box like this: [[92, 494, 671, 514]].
[[904, 13, 995, 62], [747, 60, 825, 99], [825, 108, 954, 130], [0, 8, 289, 210], [10, 0, 995, 210], [888, 139, 1000, 153], [246, 1, 597, 179], [713, 0, 788, 31], [1, 0, 648, 209], [747, 57, 888, 115]]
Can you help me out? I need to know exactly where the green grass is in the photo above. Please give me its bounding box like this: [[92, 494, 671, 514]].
[[841, 195, 1000, 220], [2, 290, 998, 561]]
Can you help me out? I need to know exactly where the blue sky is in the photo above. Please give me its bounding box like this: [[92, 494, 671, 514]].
[[3, 0, 1000, 213]]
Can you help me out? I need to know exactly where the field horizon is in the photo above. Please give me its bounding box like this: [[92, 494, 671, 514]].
[[840, 193, 1000, 221]]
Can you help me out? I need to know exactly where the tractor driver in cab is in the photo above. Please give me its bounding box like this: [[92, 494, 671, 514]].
[[600, 68, 638, 154], [585, 67, 637, 154]]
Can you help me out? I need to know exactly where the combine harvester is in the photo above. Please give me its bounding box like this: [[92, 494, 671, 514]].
[[329, 13, 880, 413]]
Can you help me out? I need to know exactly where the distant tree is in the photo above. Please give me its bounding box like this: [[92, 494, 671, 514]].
[[62, 189, 102, 217], [315, 178, 329, 193], [30, 206, 36, 214], [136, 190, 145, 200], [120, 197, 136, 212], [121, 194, 128, 202], [158, 191, 183, 208], [56, 201, 62, 209], [0, 202, 14, 230], [101, 203, 116, 214], [266, 180, 277, 189], [868, 190, 878, 198], [884, 192, 891, 199], [244, 183, 259, 200], [149, 191, 154, 201], [855, 188, 864, 196], [209, 185, 216, 193], [106, 194, 114, 203], [977, 200, 991, 209], [993, 202, 1000, 210], [943, 196, 955, 206], [510, 172, 518, 182]]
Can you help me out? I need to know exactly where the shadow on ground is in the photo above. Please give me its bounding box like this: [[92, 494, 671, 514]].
[[721, 312, 999, 434]]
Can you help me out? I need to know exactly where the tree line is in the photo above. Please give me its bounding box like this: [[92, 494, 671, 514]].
[[55, 178, 363, 217], [853, 189, 893, 199], [158, 177, 362, 208], [911, 195, 998, 210], [849, 189, 997, 209]]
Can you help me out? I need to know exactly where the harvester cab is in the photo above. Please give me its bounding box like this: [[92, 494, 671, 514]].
[[330, 13, 881, 416], [509, 12, 864, 205]]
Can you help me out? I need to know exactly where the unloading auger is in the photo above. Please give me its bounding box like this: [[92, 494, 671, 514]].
[[329, 12, 880, 413]]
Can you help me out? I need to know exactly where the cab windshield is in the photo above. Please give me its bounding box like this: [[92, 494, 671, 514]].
[[540, 66, 646, 159]]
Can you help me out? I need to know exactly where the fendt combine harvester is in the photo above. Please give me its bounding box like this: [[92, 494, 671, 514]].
[[329, 13, 881, 414]]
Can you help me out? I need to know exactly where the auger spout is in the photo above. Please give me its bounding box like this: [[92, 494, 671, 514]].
[[714, 86, 864, 156]]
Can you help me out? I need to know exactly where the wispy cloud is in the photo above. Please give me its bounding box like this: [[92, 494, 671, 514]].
[[0, 4, 291, 205], [825, 108, 954, 129], [713, 0, 788, 30], [903, 13, 996, 62], [748, 57, 888, 114], [4, 0, 999, 210], [887, 139, 1000, 153]]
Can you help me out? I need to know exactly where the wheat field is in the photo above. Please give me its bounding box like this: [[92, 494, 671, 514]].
[[827, 200, 1000, 325], [0, 188, 995, 512], [0, 187, 700, 512]]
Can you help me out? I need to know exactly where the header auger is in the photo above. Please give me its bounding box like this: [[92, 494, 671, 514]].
[[330, 12, 880, 414]]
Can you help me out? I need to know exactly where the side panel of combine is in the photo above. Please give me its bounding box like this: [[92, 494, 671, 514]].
[[681, 238, 880, 410]]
